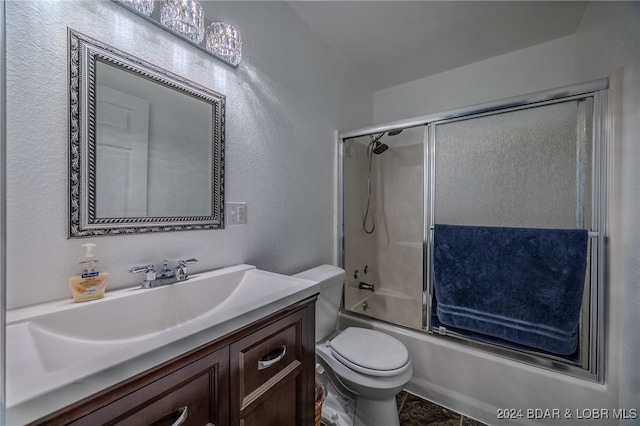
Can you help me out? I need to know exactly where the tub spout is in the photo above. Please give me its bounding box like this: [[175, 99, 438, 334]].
[[358, 282, 375, 292]]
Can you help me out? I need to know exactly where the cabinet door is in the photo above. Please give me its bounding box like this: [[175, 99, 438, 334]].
[[70, 347, 229, 426], [230, 307, 312, 426]]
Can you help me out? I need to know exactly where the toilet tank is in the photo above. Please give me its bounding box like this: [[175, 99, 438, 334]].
[[293, 265, 346, 342]]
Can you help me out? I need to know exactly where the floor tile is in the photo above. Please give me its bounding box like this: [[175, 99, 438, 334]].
[[396, 391, 489, 426]]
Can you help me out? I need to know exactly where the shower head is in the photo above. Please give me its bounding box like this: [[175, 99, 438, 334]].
[[368, 133, 388, 155], [367, 129, 401, 155], [372, 141, 389, 155]]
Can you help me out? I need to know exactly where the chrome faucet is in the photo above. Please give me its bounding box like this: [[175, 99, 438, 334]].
[[129, 258, 198, 289], [358, 281, 375, 292], [159, 260, 175, 279]]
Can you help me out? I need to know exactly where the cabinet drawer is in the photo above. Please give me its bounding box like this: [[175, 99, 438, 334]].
[[71, 347, 229, 426], [231, 309, 304, 407]]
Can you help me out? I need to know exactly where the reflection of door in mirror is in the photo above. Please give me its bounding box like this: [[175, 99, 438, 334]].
[[96, 86, 150, 218]]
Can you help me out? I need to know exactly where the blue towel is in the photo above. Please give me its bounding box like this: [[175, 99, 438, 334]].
[[433, 224, 589, 356]]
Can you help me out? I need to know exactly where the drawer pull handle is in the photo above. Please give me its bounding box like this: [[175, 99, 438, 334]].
[[258, 345, 287, 370], [171, 406, 188, 426], [151, 406, 188, 426]]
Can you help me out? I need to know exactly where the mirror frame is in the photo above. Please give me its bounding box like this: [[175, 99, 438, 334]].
[[68, 29, 225, 238]]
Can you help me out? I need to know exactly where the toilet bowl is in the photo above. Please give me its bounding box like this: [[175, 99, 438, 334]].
[[294, 265, 412, 426]]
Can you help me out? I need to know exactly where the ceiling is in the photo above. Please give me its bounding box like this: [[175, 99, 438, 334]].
[[287, 1, 588, 91]]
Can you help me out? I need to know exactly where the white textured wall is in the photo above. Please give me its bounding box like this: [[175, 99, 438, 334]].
[[5, 0, 372, 309], [574, 0, 640, 415], [343, 2, 639, 425], [0, 0, 6, 421], [373, 34, 577, 124]]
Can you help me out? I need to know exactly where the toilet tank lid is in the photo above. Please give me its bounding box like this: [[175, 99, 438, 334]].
[[293, 265, 345, 289]]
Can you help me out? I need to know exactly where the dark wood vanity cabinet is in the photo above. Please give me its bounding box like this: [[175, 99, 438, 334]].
[[29, 297, 316, 426]]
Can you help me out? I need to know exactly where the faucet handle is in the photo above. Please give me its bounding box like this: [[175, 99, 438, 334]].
[[129, 264, 157, 282], [129, 264, 155, 274], [176, 258, 197, 281]]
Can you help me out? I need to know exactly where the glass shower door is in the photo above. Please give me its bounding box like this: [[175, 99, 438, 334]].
[[427, 97, 597, 367], [342, 126, 425, 330], [339, 80, 606, 379]]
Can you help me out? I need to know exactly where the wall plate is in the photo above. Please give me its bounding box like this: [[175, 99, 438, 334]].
[[227, 202, 247, 225]]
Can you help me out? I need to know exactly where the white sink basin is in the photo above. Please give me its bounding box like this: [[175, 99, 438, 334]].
[[6, 264, 319, 408]]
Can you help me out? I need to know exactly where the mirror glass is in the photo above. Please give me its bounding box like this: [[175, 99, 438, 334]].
[[69, 29, 225, 237]]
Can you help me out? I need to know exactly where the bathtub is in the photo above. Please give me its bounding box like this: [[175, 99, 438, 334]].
[[337, 310, 615, 426], [346, 289, 422, 330]]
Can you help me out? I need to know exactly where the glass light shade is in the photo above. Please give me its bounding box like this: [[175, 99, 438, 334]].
[[206, 22, 242, 66], [160, 0, 205, 43], [118, 0, 154, 16]]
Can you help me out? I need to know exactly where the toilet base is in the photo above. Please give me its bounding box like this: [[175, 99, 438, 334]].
[[354, 396, 400, 426]]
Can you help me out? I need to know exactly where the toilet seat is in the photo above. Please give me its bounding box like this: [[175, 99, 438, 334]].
[[329, 328, 410, 377]]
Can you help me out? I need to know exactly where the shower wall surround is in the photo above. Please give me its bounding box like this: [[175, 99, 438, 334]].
[[5, 0, 371, 309], [343, 127, 424, 330]]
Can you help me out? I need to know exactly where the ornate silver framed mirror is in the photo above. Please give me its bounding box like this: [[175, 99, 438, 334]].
[[68, 29, 225, 237]]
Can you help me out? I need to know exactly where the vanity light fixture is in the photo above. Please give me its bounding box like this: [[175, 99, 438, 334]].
[[118, 0, 154, 16], [206, 22, 242, 67], [112, 0, 242, 67], [160, 0, 205, 43]]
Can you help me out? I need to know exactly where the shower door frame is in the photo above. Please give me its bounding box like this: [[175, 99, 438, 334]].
[[425, 91, 606, 382], [338, 78, 609, 383]]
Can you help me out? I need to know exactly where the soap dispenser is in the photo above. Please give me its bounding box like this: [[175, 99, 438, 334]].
[[68, 243, 109, 302]]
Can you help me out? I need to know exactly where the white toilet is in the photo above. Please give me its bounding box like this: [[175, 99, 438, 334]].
[[294, 265, 412, 426]]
